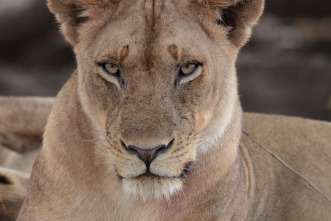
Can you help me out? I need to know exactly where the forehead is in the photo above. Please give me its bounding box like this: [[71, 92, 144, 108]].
[[89, 0, 215, 63]]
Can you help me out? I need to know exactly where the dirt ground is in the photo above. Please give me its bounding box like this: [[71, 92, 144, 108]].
[[0, 0, 330, 121]]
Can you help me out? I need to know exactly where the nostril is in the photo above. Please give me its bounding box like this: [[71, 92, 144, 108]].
[[124, 138, 174, 164], [127, 145, 163, 163], [120, 140, 128, 149], [154, 138, 174, 156]]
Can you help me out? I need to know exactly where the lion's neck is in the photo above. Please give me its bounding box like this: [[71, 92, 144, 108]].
[[157, 103, 248, 220]]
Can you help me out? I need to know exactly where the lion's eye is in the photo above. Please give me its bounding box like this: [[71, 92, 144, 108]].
[[180, 64, 197, 75], [176, 62, 202, 86], [103, 63, 119, 75], [98, 62, 123, 88]]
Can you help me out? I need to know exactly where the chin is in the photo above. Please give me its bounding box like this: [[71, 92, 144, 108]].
[[122, 175, 183, 201]]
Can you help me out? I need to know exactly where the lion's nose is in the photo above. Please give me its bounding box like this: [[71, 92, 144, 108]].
[[125, 139, 173, 165]]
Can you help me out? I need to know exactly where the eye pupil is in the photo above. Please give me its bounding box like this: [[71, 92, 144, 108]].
[[104, 63, 119, 75], [180, 63, 197, 75]]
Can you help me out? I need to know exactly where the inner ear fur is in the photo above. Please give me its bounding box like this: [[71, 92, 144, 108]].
[[209, 0, 265, 47], [47, 0, 114, 46]]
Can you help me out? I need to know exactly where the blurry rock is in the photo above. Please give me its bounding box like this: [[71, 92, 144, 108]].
[[266, 0, 331, 17], [0, 0, 73, 67]]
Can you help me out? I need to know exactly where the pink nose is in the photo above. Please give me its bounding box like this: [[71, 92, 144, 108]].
[[128, 145, 166, 163], [123, 139, 174, 165]]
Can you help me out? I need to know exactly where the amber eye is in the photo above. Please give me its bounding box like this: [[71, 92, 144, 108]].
[[180, 64, 197, 75], [176, 62, 202, 86], [103, 63, 119, 75], [98, 62, 123, 87]]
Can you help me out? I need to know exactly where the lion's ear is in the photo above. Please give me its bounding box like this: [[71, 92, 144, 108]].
[[208, 0, 264, 48], [47, 0, 114, 46]]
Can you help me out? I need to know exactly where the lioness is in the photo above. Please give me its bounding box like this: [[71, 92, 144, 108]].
[[11, 0, 331, 220]]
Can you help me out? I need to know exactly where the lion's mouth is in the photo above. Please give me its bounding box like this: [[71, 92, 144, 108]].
[[114, 161, 192, 180], [114, 160, 193, 199]]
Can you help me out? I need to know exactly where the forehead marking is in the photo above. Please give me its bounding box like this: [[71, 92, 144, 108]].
[[145, 0, 156, 26], [118, 45, 129, 62], [169, 44, 180, 62], [143, 0, 156, 72]]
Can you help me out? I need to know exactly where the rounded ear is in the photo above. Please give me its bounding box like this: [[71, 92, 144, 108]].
[[209, 0, 265, 47], [47, 0, 115, 46]]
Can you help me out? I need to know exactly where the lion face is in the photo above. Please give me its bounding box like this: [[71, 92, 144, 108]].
[[48, 0, 263, 199]]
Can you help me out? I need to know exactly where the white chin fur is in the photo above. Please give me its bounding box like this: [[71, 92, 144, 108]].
[[122, 176, 182, 201], [196, 83, 237, 155], [196, 106, 234, 155]]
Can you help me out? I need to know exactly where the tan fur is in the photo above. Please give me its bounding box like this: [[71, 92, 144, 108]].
[[0, 97, 53, 220], [0, 97, 53, 154], [0, 167, 29, 221], [0, 0, 326, 220], [242, 113, 331, 220]]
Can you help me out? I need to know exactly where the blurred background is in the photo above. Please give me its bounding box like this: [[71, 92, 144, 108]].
[[0, 0, 330, 121]]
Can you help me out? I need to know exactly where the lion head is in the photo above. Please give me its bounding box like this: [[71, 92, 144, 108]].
[[48, 0, 264, 200]]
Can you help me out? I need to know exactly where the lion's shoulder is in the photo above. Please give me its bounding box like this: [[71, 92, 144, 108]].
[[241, 113, 331, 219], [242, 113, 331, 172]]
